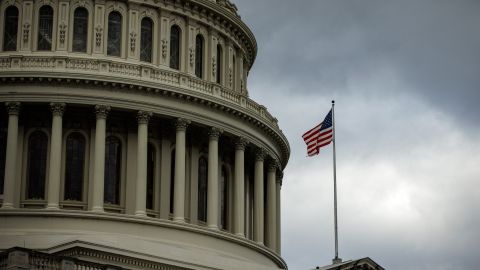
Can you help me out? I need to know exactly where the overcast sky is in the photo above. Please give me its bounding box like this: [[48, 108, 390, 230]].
[[233, 1, 480, 269]]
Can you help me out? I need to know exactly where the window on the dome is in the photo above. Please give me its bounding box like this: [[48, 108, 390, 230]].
[[232, 54, 236, 90], [72, 7, 88, 53], [0, 129, 6, 195], [37, 5, 54, 51], [64, 132, 86, 201], [3, 6, 19, 51], [220, 166, 228, 230], [146, 143, 155, 210], [216, 44, 222, 84], [140, 18, 153, 62], [169, 25, 180, 70], [170, 149, 175, 214], [104, 136, 121, 205], [195, 34, 204, 78], [197, 156, 208, 222], [107, 11, 122, 56], [26, 131, 48, 200]]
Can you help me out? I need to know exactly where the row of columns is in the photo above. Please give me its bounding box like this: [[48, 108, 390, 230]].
[[1, 102, 283, 252]]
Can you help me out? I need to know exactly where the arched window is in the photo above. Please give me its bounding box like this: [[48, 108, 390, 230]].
[[220, 166, 228, 230], [37, 5, 54, 51], [232, 54, 236, 90], [216, 44, 222, 84], [195, 34, 204, 78], [104, 136, 121, 204], [107, 11, 122, 56], [169, 25, 180, 70], [140, 18, 153, 62], [72, 7, 88, 53], [3, 6, 19, 51], [26, 131, 48, 200], [197, 157, 208, 222], [64, 132, 86, 201], [0, 129, 7, 195], [146, 143, 155, 210], [169, 149, 175, 214]]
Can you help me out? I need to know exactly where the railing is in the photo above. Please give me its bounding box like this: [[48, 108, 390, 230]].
[[0, 54, 284, 135]]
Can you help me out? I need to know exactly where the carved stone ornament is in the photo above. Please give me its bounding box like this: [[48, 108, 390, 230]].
[[137, 111, 153, 124], [235, 137, 249, 151], [50, 103, 66, 117], [5, 102, 21, 115], [75, 0, 87, 7], [23, 23, 30, 43], [267, 160, 278, 173], [212, 57, 217, 77], [130, 32, 137, 53], [94, 105, 111, 119], [276, 171, 284, 185], [95, 26, 103, 47], [161, 39, 168, 59], [59, 23, 67, 45], [229, 67, 233, 87], [208, 127, 223, 140], [255, 148, 266, 162], [174, 118, 190, 131], [189, 47, 195, 66]]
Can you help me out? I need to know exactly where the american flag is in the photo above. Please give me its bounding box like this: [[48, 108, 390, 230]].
[[302, 109, 333, 156]]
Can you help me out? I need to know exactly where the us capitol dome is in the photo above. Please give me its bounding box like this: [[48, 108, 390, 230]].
[[0, 0, 290, 269]]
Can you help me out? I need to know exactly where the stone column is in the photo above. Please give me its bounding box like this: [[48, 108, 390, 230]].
[[1, 102, 20, 209], [173, 118, 189, 222], [46, 103, 66, 210], [276, 171, 283, 254], [135, 111, 152, 216], [265, 160, 277, 250], [91, 105, 110, 212], [207, 127, 222, 229], [253, 149, 265, 244], [233, 137, 248, 236]]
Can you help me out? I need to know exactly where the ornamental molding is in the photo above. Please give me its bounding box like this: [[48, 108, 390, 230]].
[[94, 26, 103, 48], [130, 32, 137, 53], [50, 102, 66, 116], [5, 102, 21, 115], [59, 22, 67, 45], [94, 104, 110, 119], [234, 136, 249, 151], [137, 110, 153, 124], [22, 23, 30, 44], [161, 39, 168, 59], [208, 126, 223, 140], [255, 148, 266, 162], [175, 118, 190, 131], [0, 55, 290, 168]]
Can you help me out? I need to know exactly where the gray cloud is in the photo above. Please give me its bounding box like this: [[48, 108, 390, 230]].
[[233, 1, 480, 269]]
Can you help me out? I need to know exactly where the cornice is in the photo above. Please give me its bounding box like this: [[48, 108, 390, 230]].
[[0, 54, 290, 168]]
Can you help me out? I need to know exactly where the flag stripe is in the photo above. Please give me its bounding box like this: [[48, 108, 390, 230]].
[[302, 109, 333, 157]]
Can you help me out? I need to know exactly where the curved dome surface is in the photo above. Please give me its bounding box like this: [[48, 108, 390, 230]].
[[0, 0, 289, 269]]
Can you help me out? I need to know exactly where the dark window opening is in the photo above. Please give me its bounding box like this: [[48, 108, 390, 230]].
[[37, 5, 54, 51], [195, 34, 204, 78], [197, 157, 208, 222], [104, 136, 121, 204], [64, 132, 86, 201], [26, 131, 48, 199], [146, 143, 155, 210], [169, 25, 180, 70], [3, 6, 19, 51], [72, 7, 88, 52], [140, 18, 153, 62], [107, 11, 122, 56]]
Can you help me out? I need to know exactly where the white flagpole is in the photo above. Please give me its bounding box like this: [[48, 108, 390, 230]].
[[332, 100, 342, 264]]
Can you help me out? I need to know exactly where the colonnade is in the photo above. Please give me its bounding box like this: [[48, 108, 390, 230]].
[[0, 101, 283, 253]]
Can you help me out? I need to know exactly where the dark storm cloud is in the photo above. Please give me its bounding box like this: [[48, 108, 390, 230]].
[[231, 1, 480, 270], [237, 0, 480, 124]]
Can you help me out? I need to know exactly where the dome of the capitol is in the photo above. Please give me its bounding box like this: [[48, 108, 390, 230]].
[[0, 0, 289, 269]]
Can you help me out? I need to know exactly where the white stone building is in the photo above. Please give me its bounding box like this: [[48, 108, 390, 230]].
[[0, 0, 290, 269]]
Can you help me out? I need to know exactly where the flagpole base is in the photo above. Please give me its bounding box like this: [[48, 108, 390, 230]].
[[332, 257, 342, 264]]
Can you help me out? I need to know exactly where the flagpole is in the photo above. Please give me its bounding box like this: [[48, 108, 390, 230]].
[[332, 100, 342, 264]]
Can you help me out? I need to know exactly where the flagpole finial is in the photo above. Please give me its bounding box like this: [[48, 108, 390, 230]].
[[332, 100, 335, 105]]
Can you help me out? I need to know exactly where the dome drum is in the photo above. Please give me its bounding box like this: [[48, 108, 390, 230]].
[[0, 0, 289, 269]]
